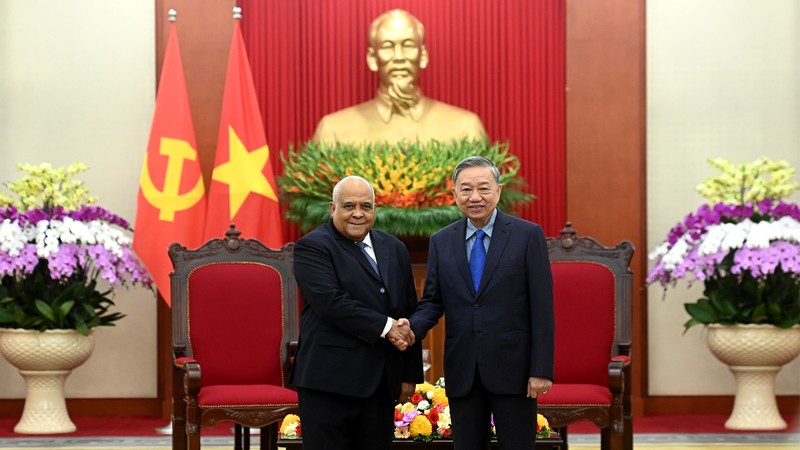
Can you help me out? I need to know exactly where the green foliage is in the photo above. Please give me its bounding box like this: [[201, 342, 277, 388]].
[[279, 139, 534, 236], [682, 254, 800, 333], [0, 260, 125, 336]]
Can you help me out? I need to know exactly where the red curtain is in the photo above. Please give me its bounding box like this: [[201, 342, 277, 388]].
[[241, 0, 565, 240]]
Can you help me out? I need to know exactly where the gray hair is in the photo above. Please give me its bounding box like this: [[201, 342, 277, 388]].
[[368, 9, 425, 48], [332, 176, 376, 203], [452, 156, 500, 185]]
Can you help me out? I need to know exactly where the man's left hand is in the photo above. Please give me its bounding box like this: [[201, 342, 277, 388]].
[[527, 376, 553, 398]]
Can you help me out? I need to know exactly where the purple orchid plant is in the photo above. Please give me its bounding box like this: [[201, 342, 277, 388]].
[[647, 158, 800, 331], [0, 163, 152, 335]]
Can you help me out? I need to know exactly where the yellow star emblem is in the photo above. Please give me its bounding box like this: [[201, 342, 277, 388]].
[[211, 126, 278, 219]]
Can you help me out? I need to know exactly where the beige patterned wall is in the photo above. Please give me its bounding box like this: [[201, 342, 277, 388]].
[[0, 1, 158, 398], [647, 0, 800, 395]]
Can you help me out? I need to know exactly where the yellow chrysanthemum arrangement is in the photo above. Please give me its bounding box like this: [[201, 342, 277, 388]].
[[278, 413, 301, 438], [279, 377, 550, 442], [431, 387, 449, 406], [409, 414, 433, 438]]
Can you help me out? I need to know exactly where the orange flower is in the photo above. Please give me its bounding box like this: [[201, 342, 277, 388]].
[[409, 415, 433, 437]]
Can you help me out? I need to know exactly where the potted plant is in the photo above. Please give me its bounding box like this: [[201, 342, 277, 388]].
[[646, 157, 800, 430], [0, 162, 152, 434]]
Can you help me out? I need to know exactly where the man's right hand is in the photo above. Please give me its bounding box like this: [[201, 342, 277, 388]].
[[387, 318, 415, 351]]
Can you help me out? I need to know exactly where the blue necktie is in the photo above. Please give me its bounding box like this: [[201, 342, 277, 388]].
[[469, 229, 486, 292], [357, 241, 380, 275]]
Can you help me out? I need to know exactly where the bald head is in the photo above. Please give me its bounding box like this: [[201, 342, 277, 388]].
[[332, 176, 375, 203], [330, 176, 376, 241], [368, 9, 425, 48]]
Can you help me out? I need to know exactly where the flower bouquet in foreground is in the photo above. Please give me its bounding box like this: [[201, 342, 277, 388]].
[[279, 377, 551, 441], [646, 157, 800, 331], [0, 162, 152, 335]]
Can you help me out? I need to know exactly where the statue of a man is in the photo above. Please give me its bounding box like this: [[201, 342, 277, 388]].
[[312, 9, 487, 146]]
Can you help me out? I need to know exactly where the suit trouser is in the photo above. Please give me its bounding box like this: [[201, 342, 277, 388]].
[[450, 366, 537, 450], [297, 370, 395, 450]]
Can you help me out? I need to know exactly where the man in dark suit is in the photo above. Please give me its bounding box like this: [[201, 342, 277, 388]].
[[290, 175, 423, 450], [406, 156, 554, 450]]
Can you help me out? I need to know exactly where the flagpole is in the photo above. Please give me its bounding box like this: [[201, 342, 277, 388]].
[[153, 7, 178, 437], [225, 3, 260, 438]]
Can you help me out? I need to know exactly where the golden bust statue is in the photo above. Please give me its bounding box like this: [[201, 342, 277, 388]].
[[313, 9, 487, 146]]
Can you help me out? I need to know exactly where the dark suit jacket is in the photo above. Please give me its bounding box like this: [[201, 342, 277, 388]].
[[410, 210, 554, 397], [289, 220, 423, 400]]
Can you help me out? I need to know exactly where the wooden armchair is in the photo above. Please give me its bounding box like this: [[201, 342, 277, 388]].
[[538, 222, 634, 450], [169, 225, 300, 450]]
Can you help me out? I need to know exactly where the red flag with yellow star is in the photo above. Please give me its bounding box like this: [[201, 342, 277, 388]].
[[203, 19, 283, 248], [133, 17, 207, 304]]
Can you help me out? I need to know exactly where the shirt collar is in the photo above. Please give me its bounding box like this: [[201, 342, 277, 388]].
[[359, 232, 374, 249], [465, 209, 498, 240], [375, 89, 424, 123]]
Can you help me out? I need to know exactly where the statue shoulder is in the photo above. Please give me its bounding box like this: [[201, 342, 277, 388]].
[[319, 99, 377, 121], [313, 100, 378, 144], [426, 99, 480, 120], [424, 99, 486, 139]]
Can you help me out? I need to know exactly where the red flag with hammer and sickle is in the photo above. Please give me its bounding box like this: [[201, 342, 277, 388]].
[[134, 18, 206, 305], [202, 19, 283, 248]]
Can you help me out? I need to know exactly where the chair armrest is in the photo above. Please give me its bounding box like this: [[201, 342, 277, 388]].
[[183, 361, 201, 396], [174, 356, 197, 368], [608, 358, 630, 395], [611, 355, 630, 367], [173, 357, 201, 395]]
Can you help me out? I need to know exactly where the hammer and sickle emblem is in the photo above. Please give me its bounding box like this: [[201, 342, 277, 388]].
[[140, 137, 205, 222]]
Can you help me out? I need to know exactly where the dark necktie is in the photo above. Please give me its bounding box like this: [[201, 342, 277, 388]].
[[469, 229, 486, 292], [357, 241, 380, 275]]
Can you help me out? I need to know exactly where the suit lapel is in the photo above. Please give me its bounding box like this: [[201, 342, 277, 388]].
[[476, 211, 511, 296], [451, 219, 473, 292], [329, 223, 382, 282], [372, 231, 390, 287]]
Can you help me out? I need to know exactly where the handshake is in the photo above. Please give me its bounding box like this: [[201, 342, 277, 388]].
[[387, 318, 415, 351]]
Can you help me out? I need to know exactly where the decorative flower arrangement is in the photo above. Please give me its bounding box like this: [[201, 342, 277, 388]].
[[393, 377, 453, 441], [647, 157, 800, 331], [279, 377, 551, 442], [279, 413, 301, 438], [279, 139, 534, 236], [0, 162, 153, 336]]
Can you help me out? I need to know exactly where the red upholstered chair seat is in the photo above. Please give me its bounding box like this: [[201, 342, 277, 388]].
[[170, 226, 300, 450], [539, 384, 612, 406], [540, 223, 634, 450], [197, 385, 300, 406]]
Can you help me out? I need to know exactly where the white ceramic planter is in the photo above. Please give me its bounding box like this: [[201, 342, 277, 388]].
[[705, 323, 800, 430], [0, 328, 95, 434]]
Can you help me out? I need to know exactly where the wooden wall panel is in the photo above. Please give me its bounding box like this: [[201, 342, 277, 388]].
[[565, 0, 647, 415], [156, 0, 236, 184]]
